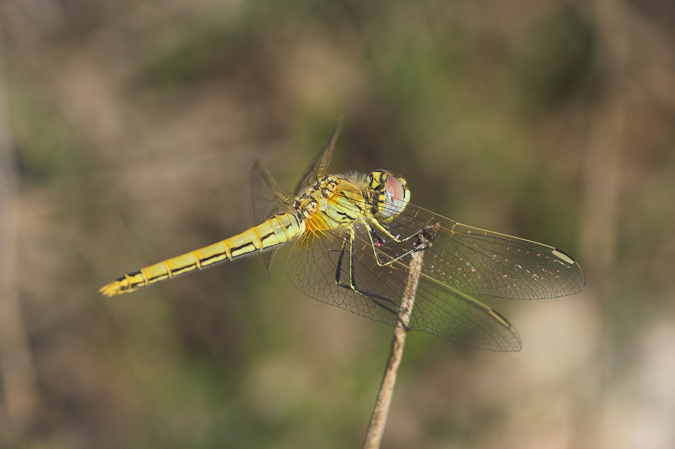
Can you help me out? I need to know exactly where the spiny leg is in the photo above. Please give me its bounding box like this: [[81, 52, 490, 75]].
[[370, 217, 425, 245], [365, 220, 432, 268], [334, 234, 398, 314], [334, 229, 411, 330]]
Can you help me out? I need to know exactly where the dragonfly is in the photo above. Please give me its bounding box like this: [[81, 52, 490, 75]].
[[100, 120, 584, 351]]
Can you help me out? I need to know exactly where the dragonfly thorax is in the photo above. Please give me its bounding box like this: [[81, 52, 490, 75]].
[[294, 175, 368, 233]]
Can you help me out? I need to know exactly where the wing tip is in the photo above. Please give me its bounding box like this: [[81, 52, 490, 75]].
[[552, 248, 576, 265]]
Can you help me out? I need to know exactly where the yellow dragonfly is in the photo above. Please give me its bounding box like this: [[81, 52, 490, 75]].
[[100, 121, 584, 351]]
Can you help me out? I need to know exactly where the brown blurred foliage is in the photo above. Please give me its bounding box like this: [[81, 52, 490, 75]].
[[1, 1, 674, 448]]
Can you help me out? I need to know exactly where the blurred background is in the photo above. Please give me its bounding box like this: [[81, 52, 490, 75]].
[[1, 1, 674, 448]]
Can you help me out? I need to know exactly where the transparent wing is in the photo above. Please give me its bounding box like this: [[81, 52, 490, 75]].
[[287, 220, 523, 352], [382, 202, 585, 300], [293, 118, 344, 195], [248, 117, 343, 276], [250, 160, 294, 223], [249, 160, 294, 276]]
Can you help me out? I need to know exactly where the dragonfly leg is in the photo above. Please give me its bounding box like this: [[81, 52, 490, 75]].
[[369, 216, 432, 244], [365, 221, 434, 268], [334, 230, 400, 318]]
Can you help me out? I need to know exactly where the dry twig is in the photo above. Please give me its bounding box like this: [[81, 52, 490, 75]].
[[362, 232, 430, 449]]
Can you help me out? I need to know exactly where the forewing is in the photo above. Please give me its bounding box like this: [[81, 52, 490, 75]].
[[293, 118, 344, 195], [250, 160, 294, 223], [287, 220, 522, 351], [384, 203, 585, 300], [249, 160, 294, 276]]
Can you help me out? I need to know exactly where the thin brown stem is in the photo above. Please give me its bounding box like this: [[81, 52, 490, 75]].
[[362, 234, 428, 449], [0, 53, 38, 433]]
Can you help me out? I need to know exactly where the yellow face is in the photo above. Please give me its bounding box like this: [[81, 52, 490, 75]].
[[365, 170, 411, 220]]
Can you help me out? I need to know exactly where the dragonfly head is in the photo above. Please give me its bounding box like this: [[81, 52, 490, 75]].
[[366, 170, 410, 219]]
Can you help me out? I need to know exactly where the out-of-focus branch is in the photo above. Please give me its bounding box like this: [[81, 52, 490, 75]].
[[0, 48, 38, 434], [574, 1, 630, 448]]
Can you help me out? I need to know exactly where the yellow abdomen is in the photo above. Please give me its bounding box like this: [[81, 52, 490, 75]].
[[100, 213, 303, 296]]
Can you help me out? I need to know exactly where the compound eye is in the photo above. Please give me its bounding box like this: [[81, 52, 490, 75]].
[[381, 173, 406, 218]]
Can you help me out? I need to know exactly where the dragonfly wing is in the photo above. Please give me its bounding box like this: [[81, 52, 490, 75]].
[[262, 249, 278, 279], [249, 160, 294, 277], [288, 223, 400, 329], [383, 203, 585, 299], [287, 221, 522, 351], [412, 268, 522, 351], [250, 159, 294, 222], [293, 118, 344, 195]]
